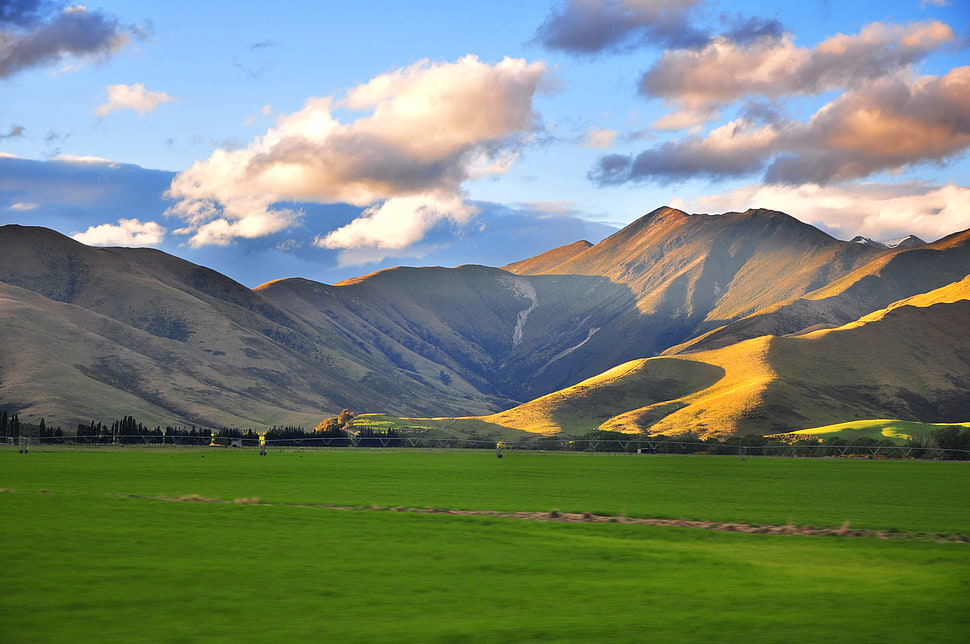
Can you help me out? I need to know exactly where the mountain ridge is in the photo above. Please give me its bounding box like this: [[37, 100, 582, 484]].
[[1, 210, 967, 436]]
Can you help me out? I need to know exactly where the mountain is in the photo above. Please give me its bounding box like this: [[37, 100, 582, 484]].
[[1, 209, 967, 436], [501, 240, 592, 274], [472, 275, 970, 437], [669, 228, 970, 353], [504, 207, 892, 354], [0, 226, 509, 429], [849, 234, 926, 249], [257, 265, 639, 402]]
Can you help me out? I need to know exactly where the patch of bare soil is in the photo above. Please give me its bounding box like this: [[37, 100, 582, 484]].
[[143, 494, 968, 542], [368, 506, 969, 542]]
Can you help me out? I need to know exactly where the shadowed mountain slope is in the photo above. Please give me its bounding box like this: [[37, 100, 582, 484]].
[[257, 266, 640, 402], [668, 228, 970, 354], [0, 227, 511, 428]]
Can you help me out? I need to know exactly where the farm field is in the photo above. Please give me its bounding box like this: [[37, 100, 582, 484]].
[[1, 448, 968, 642]]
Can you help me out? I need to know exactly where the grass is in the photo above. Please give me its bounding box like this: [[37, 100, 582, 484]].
[[786, 419, 970, 444], [1, 448, 968, 642]]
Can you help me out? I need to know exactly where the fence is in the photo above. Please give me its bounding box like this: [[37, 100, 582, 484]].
[[3, 434, 969, 459]]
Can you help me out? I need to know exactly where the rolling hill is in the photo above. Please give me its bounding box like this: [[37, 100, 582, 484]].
[[1, 207, 968, 436], [469, 275, 970, 438]]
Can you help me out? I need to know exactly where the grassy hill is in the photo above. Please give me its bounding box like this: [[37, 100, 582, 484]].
[[2, 213, 968, 436], [0, 227, 513, 429], [443, 276, 970, 438], [782, 419, 970, 444]]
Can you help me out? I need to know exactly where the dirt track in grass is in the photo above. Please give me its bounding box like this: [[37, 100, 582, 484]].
[[145, 492, 970, 542]]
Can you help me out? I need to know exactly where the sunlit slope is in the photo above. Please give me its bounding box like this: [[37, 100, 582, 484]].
[[520, 207, 887, 320], [670, 229, 970, 354], [501, 240, 592, 275], [503, 207, 899, 357], [478, 358, 724, 435], [480, 277, 970, 437], [783, 419, 970, 444]]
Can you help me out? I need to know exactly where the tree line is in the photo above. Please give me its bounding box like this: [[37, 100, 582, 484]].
[[1, 411, 64, 439], [2, 409, 409, 448], [547, 428, 970, 460], [3, 408, 968, 459]]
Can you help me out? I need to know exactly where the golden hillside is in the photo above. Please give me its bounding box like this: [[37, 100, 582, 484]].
[[473, 276, 970, 438]]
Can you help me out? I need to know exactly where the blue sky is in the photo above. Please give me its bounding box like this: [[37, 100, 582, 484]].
[[1, 0, 968, 286]]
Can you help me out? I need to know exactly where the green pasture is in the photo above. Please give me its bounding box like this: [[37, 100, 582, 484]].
[[1, 448, 968, 642], [788, 419, 970, 444]]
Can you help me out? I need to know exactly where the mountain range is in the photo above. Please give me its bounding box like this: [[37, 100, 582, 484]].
[[1, 206, 968, 438]]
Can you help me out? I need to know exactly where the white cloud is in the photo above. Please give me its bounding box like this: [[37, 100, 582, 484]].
[[651, 108, 716, 131], [8, 201, 39, 211], [95, 83, 176, 118], [72, 218, 166, 247], [53, 153, 119, 167], [331, 243, 445, 270], [594, 67, 970, 186], [167, 55, 549, 249], [582, 127, 618, 149], [641, 20, 956, 115], [172, 207, 297, 248], [681, 181, 970, 242], [517, 200, 577, 214], [316, 193, 478, 250]]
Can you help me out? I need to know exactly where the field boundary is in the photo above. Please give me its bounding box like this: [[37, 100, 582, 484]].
[[5, 434, 970, 459]]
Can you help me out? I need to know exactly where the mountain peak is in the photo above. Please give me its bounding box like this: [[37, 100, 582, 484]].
[[849, 234, 927, 249]]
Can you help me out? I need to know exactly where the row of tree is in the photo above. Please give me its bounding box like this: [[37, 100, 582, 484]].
[[551, 428, 970, 460], [1, 412, 64, 439], [4, 407, 968, 459]]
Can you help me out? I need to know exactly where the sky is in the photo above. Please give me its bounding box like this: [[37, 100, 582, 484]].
[[1, 0, 968, 287]]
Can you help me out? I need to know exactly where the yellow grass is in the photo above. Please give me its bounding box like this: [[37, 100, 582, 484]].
[[788, 419, 970, 443]]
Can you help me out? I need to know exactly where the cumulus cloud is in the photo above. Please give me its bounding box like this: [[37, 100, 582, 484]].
[[592, 116, 778, 184], [8, 201, 38, 210], [167, 55, 549, 248], [0, 1, 146, 78], [94, 83, 176, 117], [72, 218, 166, 247], [679, 181, 970, 242], [640, 20, 956, 113], [765, 67, 970, 184], [534, 0, 709, 54], [316, 193, 478, 250], [593, 67, 970, 186]]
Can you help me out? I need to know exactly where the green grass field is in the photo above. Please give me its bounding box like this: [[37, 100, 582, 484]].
[[2, 448, 968, 642]]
